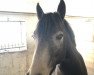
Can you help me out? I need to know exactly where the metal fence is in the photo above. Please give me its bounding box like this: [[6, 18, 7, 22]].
[[0, 20, 27, 53]]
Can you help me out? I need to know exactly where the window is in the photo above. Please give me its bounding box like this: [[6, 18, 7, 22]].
[[0, 20, 27, 53]]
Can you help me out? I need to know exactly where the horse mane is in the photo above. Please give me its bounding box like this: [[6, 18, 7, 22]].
[[63, 19, 76, 46]]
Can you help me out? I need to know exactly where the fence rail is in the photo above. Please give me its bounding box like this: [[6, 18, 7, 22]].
[[0, 20, 27, 53]]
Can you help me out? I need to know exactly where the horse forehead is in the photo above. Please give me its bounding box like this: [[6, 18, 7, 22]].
[[43, 14, 63, 31], [36, 13, 65, 39]]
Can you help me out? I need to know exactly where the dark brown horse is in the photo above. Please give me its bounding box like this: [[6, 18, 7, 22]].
[[27, 0, 88, 75]]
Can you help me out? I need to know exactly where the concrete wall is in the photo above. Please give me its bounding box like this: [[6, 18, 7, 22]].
[[0, 12, 37, 75]]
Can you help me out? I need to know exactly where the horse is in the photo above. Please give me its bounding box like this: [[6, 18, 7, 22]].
[[27, 0, 88, 75]]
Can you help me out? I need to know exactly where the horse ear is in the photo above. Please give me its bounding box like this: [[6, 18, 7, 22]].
[[57, 0, 66, 19], [36, 3, 44, 20]]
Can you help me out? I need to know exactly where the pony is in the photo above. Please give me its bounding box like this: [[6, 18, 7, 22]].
[[27, 0, 88, 75]]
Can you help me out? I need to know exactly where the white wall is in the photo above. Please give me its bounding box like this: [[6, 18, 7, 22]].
[[0, 0, 94, 17]]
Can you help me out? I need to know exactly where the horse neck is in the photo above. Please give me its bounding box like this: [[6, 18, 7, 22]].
[[60, 43, 88, 75]]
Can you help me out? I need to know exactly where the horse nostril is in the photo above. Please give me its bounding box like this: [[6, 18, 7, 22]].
[[36, 73, 42, 75], [27, 72, 29, 75]]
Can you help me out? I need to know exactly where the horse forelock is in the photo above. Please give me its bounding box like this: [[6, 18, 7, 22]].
[[34, 12, 76, 46]]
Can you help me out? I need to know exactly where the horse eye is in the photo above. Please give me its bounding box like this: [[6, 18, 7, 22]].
[[56, 34, 63, 40]]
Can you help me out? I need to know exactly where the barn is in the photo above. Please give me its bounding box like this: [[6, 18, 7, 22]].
[[0, 0, 94, 75]]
